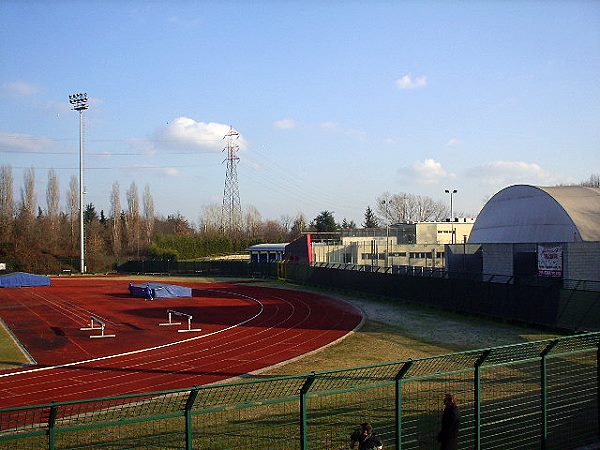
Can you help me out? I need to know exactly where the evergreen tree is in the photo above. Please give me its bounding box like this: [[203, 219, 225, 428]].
[[84, 203, 98, 224], [363, 206, 378, 228], [341, 218, 356, 229], [311, 210, 338, 232]]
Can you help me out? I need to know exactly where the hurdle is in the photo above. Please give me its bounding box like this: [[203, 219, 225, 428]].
[[80, 316, 115, 339], [159, 309, 201, 333]]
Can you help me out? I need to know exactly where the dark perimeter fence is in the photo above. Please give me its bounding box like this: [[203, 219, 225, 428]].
[[0, 332, 598, 449], [116, 259, 600, 331]]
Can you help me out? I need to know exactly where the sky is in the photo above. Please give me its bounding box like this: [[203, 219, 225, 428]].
[[1, 1, 599, 227]]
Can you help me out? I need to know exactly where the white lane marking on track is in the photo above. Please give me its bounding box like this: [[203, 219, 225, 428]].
[[29, 292, 101, 325], [0, 290, 263, 379]]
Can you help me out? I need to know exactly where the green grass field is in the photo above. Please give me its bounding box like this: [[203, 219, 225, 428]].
[[0, 319, 33, 369]]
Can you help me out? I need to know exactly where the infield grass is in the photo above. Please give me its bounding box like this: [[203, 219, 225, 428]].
[[0, 319, 33, 369]]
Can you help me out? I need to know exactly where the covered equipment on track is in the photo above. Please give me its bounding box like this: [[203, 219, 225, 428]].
[[0, 272, 51, 288], [128, 282, 192, 299]]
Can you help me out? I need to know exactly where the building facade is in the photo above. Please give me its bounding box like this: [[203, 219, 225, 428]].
[[312, 220, 475, 268]]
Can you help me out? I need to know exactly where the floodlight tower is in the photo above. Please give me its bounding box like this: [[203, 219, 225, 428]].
[[69, 93, 89, 273], [221, 126, 242, 233]]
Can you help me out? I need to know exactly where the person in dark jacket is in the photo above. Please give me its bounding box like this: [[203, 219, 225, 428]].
[[350, 422, 383, 450], [437, 393, 460, 450]]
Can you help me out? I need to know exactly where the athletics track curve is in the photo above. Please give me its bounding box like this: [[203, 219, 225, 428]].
[[0, 278, 362, 409]]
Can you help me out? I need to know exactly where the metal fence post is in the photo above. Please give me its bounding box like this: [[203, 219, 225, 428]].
[[47, 402, 58, 450], [540, 340, 558, 449], [300, 372, 317, 450], [474, 349, 491, 450], [185, 386, 200, 450], [395, 360, 414, 450], [597, 342, 600, 440]]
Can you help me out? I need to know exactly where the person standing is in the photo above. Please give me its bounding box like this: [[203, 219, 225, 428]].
[[437, 393, 460, 450], [349, 422, 383, 450]]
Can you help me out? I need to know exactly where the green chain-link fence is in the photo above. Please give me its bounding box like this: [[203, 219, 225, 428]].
[[1, 332, 598, 449]]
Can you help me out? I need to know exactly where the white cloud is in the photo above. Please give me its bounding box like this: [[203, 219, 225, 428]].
[[447, 138, 460, 146], [398, 158, 452, 185], [466, 160, 551, 185], [0, 132, 52, 152], [413, 159, 448, 183], [319, 121, 337, 130], [396, 74, 427, 90], [163, 167, 179, 176], [158, 117, 247, 152], [273, 118, 296, 129], [1, 81, 40, 96]]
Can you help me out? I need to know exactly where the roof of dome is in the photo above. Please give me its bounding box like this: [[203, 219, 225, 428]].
[[468, 185, 600, 243]]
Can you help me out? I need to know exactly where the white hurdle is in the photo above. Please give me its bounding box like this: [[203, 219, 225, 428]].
[[80, 316, 115, 339], [159, 309, 201, 333]]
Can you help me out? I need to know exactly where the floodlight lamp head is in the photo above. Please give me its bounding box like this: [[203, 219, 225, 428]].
[[69, 92, 89, 111]]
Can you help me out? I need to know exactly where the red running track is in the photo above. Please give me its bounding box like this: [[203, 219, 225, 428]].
[[0, 278, 362, 408]]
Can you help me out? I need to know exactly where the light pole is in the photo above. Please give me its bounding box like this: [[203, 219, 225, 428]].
[[69, 93, 89, 274], [445, 189, 457, 244], [382, 199, 390, 268]]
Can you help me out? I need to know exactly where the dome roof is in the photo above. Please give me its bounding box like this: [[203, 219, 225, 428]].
[[468, 185, 600, 243]]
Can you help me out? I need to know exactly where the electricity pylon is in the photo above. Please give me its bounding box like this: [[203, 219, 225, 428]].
[[221, 126, 242, 233]]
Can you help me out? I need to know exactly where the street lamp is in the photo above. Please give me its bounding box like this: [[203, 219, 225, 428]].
[[69, 93, 89, 274], [445, 189, 457, 244], [381, 199, 390, 268]]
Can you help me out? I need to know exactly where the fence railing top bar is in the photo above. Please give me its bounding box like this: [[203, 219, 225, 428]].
[[0, 386, 193, 415]]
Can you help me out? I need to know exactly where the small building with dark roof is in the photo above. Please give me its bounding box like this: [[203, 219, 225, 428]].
[[247, 243, 288, 263]]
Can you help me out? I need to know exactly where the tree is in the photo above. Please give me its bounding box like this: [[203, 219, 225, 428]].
[[376, 191, 447, 223], [67, 175, 78, 251], [17, 168, 36, 241], [244, 205, 262, 238], [311, 210, 337, 232], [125, 181, 140, 254], [341, 218, 356, 229], [363, 206, 378, 228], [262, 220, 287, 242], [198, 204, 222, 234], [290, 213, 307, 237], [0, 165, 14, 243], [279, 214, 293, 234], [84, 203, 98, 224], [166, 213, 194, 235], [581, 174, 600, 188], [109, 181, 122, 257], [143, 184, 155, 244], [46, 169, 60, 248]]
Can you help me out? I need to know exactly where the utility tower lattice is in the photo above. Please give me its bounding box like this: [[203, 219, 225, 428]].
[[221, 126, 243, 232]]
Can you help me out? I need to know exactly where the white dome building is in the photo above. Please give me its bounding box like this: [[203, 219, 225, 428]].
[[468, 185, 600, 244], [448, 185, 600, 286]]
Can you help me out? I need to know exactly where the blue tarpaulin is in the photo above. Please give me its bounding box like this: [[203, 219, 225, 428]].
[[128, 282, 192, 299], [0, 272, 51, 288]]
